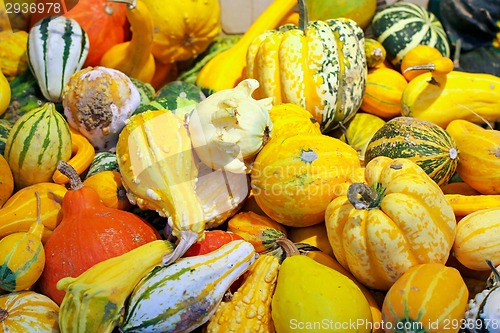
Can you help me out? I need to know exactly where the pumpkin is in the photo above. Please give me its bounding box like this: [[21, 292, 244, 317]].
[[325, 156, 457, 290], [453, 208, 500, 271], [400, 44, 454, 81], [0, 154, 13, 208], [360, 67, 408, 119], [268, 102, 322, 139], [0, 291, 59, 332], [246, 0, 367, 133], [83, 170, 131, 211], [382, 263, 468, 333], [38, 161, 160, 305], [446, 119, 500, 195], [251, 133, 361, 227]]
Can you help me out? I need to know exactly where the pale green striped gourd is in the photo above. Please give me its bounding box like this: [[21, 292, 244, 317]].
[[3, 102, 72, 189], [27, 16, 89, 102], [120, 240, 256, 333], [371, 2, 450, 68]]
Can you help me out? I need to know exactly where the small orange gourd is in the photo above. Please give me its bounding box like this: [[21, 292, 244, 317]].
[[83, 170, 131, 211], [0, 154, 14, 208], [400, 44, 454, 81]]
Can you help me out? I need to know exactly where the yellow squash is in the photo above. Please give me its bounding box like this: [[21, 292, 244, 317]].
[[0, 69, 10, 116], [0, 154, 13, 207]]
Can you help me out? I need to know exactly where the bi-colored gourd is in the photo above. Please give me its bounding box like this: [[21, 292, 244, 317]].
[[0, 154, 13, 208], [39, 161, 160, 305], [400, 44, 454, 81], [84, 152, 119, 178], [247, 0, 366, 133], [364, 38, 386, 69], [325, 156, 457, 290], [382, 263, 468, 333]]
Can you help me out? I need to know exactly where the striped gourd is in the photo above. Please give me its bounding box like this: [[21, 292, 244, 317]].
[[0, 119, 12, 155], [120, 240, 256, 333], [364, 117, 458, 186], [371, 2, 450, 68], [246, 0, 366, 134], [4, 102, 72, 189], [84, 152, 119, 179], [27, 16, 89, 102]]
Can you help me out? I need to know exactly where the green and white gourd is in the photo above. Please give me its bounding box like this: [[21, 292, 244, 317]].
[[0, 119, 12, 155], [27, 16, 89, 102], [84, 152, 119, 179], [371, 2, 450, 68], [120, 240, 256, 333]]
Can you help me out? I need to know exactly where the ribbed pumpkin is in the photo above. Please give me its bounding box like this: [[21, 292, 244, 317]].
[[251, 133, 361, 227], [325, 156, 457, 290], [3, 102, 72, 190], [246, 0, 367, 133], [382, 263, 468, 333], [0, 291, 59, 332], [365, 117, 459, 187]]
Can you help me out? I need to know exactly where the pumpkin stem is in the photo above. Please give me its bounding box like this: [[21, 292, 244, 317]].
[[0, 308, 7, 322], [297, 0, 308, 31], [57, 160, 84, 190], [486, 259, 500, 285], [347, 182, 380, 210], [276, 237, 300, 257], [107, 0, 137, 9]]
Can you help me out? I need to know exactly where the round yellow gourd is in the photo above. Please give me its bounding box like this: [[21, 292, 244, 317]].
[[269, 103, 322, 139]]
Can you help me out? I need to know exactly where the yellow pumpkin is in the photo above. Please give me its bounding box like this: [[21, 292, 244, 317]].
[[325, 156, 456, 291], [0, 154, 14, 208], [251, 133, 360, 227], [382, 263, 468, 333]]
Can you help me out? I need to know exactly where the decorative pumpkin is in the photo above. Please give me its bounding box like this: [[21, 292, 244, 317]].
[[251, 133, 361, 227], [400, 44, 454, 81], [0, 154, 13, 208], [0, 291, 60, 332], [446, 119, 500, 195], [268, 102, 322, 139], [371, 2, 450, 68], [382, 263, 468, 333], [39, 161, 160, 305], [246, 0, 367, 133], [83, 170, 131, 211], [62, 66, 141, 152], [453, 207, 500, 271], [364, 117, 459, 187], [0, 30, 29, 81], [325, 156, 457, 290], [27, 16, 89, 102], [4, 102, 72, 189]]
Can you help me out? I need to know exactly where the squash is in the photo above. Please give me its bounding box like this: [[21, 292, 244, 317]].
[[39, 161, 160, 305], [251, 133, 361, 227], [306, 0, 376, 30], [382, 263, 468, 333], [84, 151, 119, 178], [271, 238, 372, 333], [268, 102, 322, 139], [0, 290, 59, 332], [400, 44, 454, 82], [360, 67, 408, 119], [0, 71, 10, 117], [446, 119, 500, 195], [0, 119, 11, 155], [183, 230, 244, 257], [371, 2, 450, 68], [364, 38, 386, 69], [27, 16, 89, 102], [445, 194, 500, 217], [453, 208, 500, 271], [62, 66, 141, 152], [287, 222, 334, 257], [120, 240, 255, 332], [325, 156, 457, 290], [195, 0, 297, 93], [83, 170, 131, 211], [246, 0, 367, 133], [100, 0, 156, 84], [401, 71, 500, 128], [0, 30, 28, 81], [364, 117, 459, 187], [4, 102, 72, 190], [0, 182, 67, 242], [0, 154, 13, 208]]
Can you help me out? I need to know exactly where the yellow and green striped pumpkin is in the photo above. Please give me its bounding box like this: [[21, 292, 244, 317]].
[[364, 117, 459, 187]]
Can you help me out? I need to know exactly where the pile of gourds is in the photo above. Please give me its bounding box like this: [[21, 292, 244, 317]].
[[0, 0, 500, 332]]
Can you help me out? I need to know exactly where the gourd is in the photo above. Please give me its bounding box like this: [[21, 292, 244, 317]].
[[271, 238, 372, 333], [0, 290, 60, 332], [0, 154, 13, 207], [83, 171, 131, 211], [287, 222, 334, 257], [306, 0, 376, 29], [371, 2, 450, 68], [401, 71, 500, 128], [382, 263, 468, 333], [0, 119, 11, 155], [364, 117, 459, 186], [446, 119, 500, 195], [0, 30, 28, 81], [195, 0, 297, 93], [27, 16, 89, 102], [0, 192, 45, 292], [251, 133, 361, 227], [360, 68, 408, 119], [39, 161, 160, 305], [3, 102, 72, 189], [268, 103, 322, 139], [364, 38, 386, 69], [453, 208, 500, 271], [0, 71, 10, 117], [325, 156, 457, 290], [84, 151, 119, 178], [246, 0, 366, 134], [0, 182, 67, 242], [116, 110, 205, 265], [445, 194, 500, 217], [100, 0, 156, 84], [120, 240, 256, 333], [62, 66, 141, 152], [400, 44, 454, 81], [183, 230, 243, 257], [57, 239, 174, 333]]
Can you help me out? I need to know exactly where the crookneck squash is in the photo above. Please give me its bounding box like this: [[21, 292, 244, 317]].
[[400, 44, 454, 82]]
